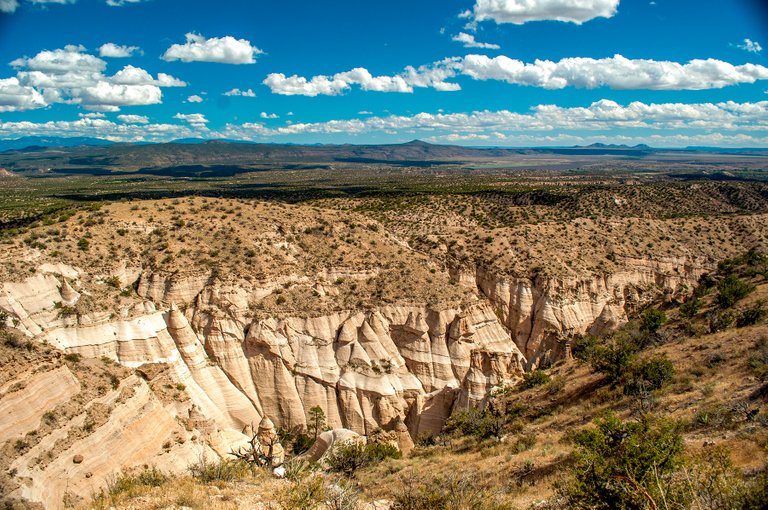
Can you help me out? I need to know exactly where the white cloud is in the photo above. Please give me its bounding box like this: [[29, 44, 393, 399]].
[[264, 61, 459, 96], [265, 54, 768, 96], [223, 87, 256, 97], [111, 65, 186, 87], [78, 82, 161, 111], [1, 0, 147, 10], [162, 33, 262, 64], [28, 0, 77, 5], [187, 94, 203, 103], [174, 112, 208, 125], [0, 0, 19, 13], [452, 32, 500, 49], [458, 54, 768, 90], [738, 38, 763, 54], [469, 0, 620, 25], [117, 114, 149, 124], [98, 43, 141, 58], [3, 99, 768, 148], [11, 44, 105, 74], [106, 0, 147, 5], [260, 112, 279, 119], [263, 73, 350, 96], [225, 100, 768, 140], [0, 77, 47, 112], [5, 47, 186, 112]]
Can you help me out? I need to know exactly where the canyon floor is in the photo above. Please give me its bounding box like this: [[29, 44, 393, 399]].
[[1, 146, 767, 509]]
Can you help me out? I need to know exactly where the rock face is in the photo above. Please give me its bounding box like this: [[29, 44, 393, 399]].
[[468, 256, 705, 368], [0, 255, 704, 507], [2, 256, 703, 437]]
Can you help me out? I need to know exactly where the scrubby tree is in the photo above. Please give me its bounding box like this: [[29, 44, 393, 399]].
[[716, 275, 754, 309], [562, 413, 684, 510], [307, 406, 326, 440], [639, 308, 667, 335]]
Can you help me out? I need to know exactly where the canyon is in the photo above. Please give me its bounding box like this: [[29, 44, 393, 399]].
[[0, 195, 764, 507]]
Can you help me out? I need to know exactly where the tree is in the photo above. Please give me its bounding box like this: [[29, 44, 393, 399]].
[[716, 275, 754, 308], [307, 406, 326, 440], [562, 413, 684, 510], [639, 308, 667, 335]]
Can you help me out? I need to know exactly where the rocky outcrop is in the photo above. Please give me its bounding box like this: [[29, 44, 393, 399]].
[[468, 255, 705, 367], [1, 255, 704, 440], [13, 270, 524, 439]]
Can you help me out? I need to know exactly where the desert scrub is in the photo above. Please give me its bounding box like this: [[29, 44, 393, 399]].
[[716, 275, 755, 308], [188, 456, 252, 483], [443, 408, 505, 441], [519, 369, 551, 390], [325, 440, 400, 477], [748, 337, 768, 381], [560, 412, 685, 510]]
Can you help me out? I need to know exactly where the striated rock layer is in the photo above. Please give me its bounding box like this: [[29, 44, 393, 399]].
[[0, 254, 704, 507]]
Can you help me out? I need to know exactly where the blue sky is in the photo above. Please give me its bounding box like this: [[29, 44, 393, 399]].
[[0, 0, 767, 146]]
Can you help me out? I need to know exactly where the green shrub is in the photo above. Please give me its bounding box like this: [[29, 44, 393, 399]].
[[571, 335, 599, 362], [107, 466, 168, 496], [716, 275, 755, 308], [623, 355, 675, 396], [710, 311, 734, 332], [77, 238, 90, 251], [188, 456, 251, 483], [292, 433, 314, 455], [748, 337, 768, 381], [589, 339, 638, 384], [443, 408, 505, 440], [736, 301, 765, 328], [63, 352, 82, 363], [325, 440, 400, 477], [520, 369, 551, 390], [679, 297, 702, 318], [639, 308, 667, 334], [561, 413, 684, 510], [104, 276, 121, 289]]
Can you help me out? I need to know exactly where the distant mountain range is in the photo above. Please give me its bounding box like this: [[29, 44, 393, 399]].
[[0, 138, 766, 173], [0, 136, 118, 152]]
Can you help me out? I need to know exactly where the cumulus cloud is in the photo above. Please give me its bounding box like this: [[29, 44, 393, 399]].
[[0, 77, 47, 112], [162, 33, 262, 64], [223, 88, 256, 97], [5, 46, 185, 111], [117, 114, 149, 123], [0, 0, 19, 13], [4, 100, 768, 148], [28, 0, 77, 5], [738, 38, 763, 54], [458, 54, 768, 90], [174, 112, 208, 125], [260, 112, 279, 119], [264, 62, 459, 96], [111, 65, 186, 87], [452, 32, 500, 49], [78, 82, 161, 111], [106, 0, 147, 5], [224, 100, 768, 140], [265, 54, 768, 96], [98, 43, 141, 58], [467, 0, 620, 25], [187, 94, 203, 103]]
